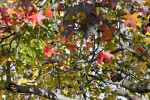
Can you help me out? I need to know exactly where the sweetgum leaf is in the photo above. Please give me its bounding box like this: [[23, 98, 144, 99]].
[[102, 24, 113, 43], [68, 44, 77, 52], [63, 5, 76, 26], [97, 50, 115, 64], [57, 3, 64, 16], [44, 6, 54, 20], [102, 0, 120, 9], [29, 11, 47, 27], [43, 46, 57, 57], [19, 0, 34, 12], [0, 5, 11, 27], [123, 13, 142, 32]]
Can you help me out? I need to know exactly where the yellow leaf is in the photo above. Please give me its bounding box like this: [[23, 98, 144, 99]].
[[0, 56, 8, 66], [123, 13, 142, 24], [123, 13, 131, 19], [18, 78, 27, 85], [146, 31, 150, 35], [32, 24, 35, 29], [32, 68, 39, 79], [123, 13, 142, 31], [144, 37, 150, 44], [143, 0, 146, 3], [62, 88, 69, 95], [78, 11, 86, 20], [106, 13, 116, 20], [133, 13, 142, 24], [59, 11, 65, 16], [7, 0, 15, 3], [145, 93, 149, 99], [139, 61, 148, 71], [88, 70, 92, 74]]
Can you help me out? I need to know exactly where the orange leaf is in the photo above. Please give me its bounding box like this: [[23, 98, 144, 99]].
[[44, 7, 54, 20], [139, 61, 148, 71]]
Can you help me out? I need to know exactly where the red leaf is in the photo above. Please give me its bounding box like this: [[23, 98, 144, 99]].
[[97, 50, 115, 64], [57, 3, 64, 16], [29, 11, 47, 27], [137, 47, 146, 55], [102, 0, 120, 9], [0, 5, 11, 27], [43, 46, 57, 57], [144, 24, 150, 31], [0, 5, 8, 18], [19, 11, 25, 18], [44, 7, 54, 20], [62, 35, 67, 44], [1, 16, 11, 27]]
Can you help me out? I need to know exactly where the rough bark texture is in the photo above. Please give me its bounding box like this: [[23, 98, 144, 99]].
[[6, 84, 79, 100], [122, 79, 150, 93], [117, 89, 143, 100]]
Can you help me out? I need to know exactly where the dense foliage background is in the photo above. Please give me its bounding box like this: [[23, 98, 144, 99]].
[[0, 0, 150, 100]]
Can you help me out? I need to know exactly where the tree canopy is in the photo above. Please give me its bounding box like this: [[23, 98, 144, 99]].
[[0, 0, 150, 100]]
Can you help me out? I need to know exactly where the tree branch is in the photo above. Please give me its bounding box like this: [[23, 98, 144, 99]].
[[37, 0, 48, 7], [111, 48, 124, 54], [4, 61, 79, 100], [6, 61, 12, 84], [117, 89, 143, 100], [116, 35, 150, 68], [121, 79, 150, 93], [88, 74, 150, 93], [6, 84, 80, 100], [4, 80, 79, 100], [88, 74, 145, 99]]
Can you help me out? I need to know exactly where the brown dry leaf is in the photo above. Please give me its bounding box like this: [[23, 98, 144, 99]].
[[102, 24, 113, 43], [86, 42, 93, 55], [68, 43, 78, 52], [139, 61, 148, 71], [0, 56, 8, 66]]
